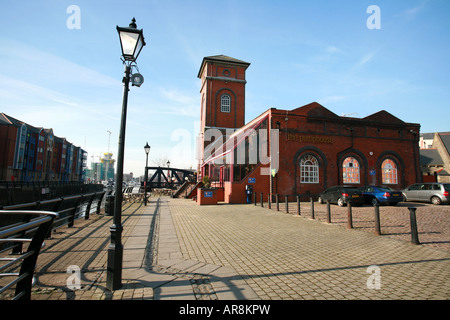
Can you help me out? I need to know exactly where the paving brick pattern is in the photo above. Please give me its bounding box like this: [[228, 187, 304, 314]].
[[169, 198, 450, 300], [1, 196, 449, 300]]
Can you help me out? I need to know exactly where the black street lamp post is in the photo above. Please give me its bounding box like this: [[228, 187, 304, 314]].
[[144, 142, 150, 206], [106, 18, 146, 291]]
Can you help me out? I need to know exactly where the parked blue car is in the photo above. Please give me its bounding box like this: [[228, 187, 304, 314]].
[[359, 186, 403, 206]]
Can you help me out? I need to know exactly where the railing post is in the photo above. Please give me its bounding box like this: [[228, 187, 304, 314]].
[[260, 192, 264, 207], [408, 207, 420, 245], [326, 200, 331, 223], [68, 195, 83, 228], [296, 195, 300, 216], [96, 191, 106, 214], [285, 195, 289, 213], [374, 204, 381, 235], [276, 194, 279, 211], [347, 202, 353, 229], [84, 193, 96, 220], [13, 212, 57, 300], [310, 197, 315, 219]]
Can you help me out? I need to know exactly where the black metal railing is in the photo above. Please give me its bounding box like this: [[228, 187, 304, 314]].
[[0, 192, 107, 242], [0, 210, 58, 300]]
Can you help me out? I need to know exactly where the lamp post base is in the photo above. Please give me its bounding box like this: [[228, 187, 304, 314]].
[[106, 224, 123, 291]]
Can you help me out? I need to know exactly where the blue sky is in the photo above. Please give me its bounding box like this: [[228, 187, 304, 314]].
[[0, 0, 449, 177]]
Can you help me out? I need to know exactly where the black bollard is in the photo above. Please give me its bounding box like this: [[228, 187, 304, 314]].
[[408, 207, 420, 245], [261, 192, 264, 207], [285, 195, 289, 213], [276, 194, 279, 211], [310, 197, 315, 219], [296, 195, 300, 216], [268, 194, 271, 209], [374, 204, 381, 235], [347, 202, 353, 229], [326, 200, 331, 223]]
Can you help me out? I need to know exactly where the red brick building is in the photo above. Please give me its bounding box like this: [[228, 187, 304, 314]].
[[197, 56, 421, 204]]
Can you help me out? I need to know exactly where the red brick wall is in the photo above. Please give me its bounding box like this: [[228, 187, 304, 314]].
[[200, 63, 247, 130], [0, 124, 18, 180], [270, 106, 421, 196]]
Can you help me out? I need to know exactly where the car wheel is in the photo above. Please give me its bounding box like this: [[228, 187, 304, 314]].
[[431, 196, 441, 205], [371, 198, 380, 206], [337, 198, 345, 207]]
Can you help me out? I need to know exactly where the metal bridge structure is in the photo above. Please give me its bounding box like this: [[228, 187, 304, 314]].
[[143, 166, 196, 189]]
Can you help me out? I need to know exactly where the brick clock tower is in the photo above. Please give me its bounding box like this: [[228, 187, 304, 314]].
[[197, 55, 250, 169]]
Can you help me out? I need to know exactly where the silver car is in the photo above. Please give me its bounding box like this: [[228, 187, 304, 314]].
[[402, 183, 450, 205]]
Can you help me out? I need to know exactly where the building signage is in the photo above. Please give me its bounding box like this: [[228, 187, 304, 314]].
[[287, 133, 334, 144], [248, 177, 256, 183], [204, 191, 213, 198]]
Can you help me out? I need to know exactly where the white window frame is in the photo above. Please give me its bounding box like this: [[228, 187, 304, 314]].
[[300, 155, 319, 183], [220, 94, 231, 113]]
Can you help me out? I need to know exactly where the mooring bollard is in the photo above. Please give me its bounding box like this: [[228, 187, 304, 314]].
[[347, 202, 353, 229], [285, 195, 289, 213], [408, 207, 420, 245], [310, 197, 315, 219], [276, 194, 279, 211], [326, 200, 331, 223], [261, 192, 264, 207], [374, 204, 381, 235], [296, 195, 300, 216]]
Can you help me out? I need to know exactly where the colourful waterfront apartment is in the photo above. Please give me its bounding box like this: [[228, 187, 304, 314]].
[[0, 113, 87, 182]]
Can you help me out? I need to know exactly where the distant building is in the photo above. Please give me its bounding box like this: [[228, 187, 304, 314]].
[[0, 113, 87, 182], [85, 153, 115, 184], [100, 152, 115, 181], [420, 132, 450, 183]]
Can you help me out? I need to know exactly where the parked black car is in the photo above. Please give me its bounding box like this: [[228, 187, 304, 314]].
[[318, 186, 364, 207]]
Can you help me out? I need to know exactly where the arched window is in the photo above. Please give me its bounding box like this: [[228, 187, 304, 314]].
[[221, 94, 231, 113], [300, 155, 319, 183], [382, 159, 398, 184], [343, 157, 360, 184]]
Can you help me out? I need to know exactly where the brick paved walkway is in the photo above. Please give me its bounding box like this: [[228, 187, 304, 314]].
[[169, 198, 450, 300], [2, 196, 449, 300]]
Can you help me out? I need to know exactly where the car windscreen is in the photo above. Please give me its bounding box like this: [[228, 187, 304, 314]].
[[343, 188, 359, 193], [376, 187, 394, 192]]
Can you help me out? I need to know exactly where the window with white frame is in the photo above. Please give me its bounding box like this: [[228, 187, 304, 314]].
[[221, 94, 231, 113], [381, 159, 398, 184], [342, 157, 360, 184], [300, 155, 319, 183]]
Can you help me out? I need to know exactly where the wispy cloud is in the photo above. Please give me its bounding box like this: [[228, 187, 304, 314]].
[[353, 52, 375, 69], [403, 0, 429, 19], [0, 75, 76, 105], [0, 38, 119, 87]]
